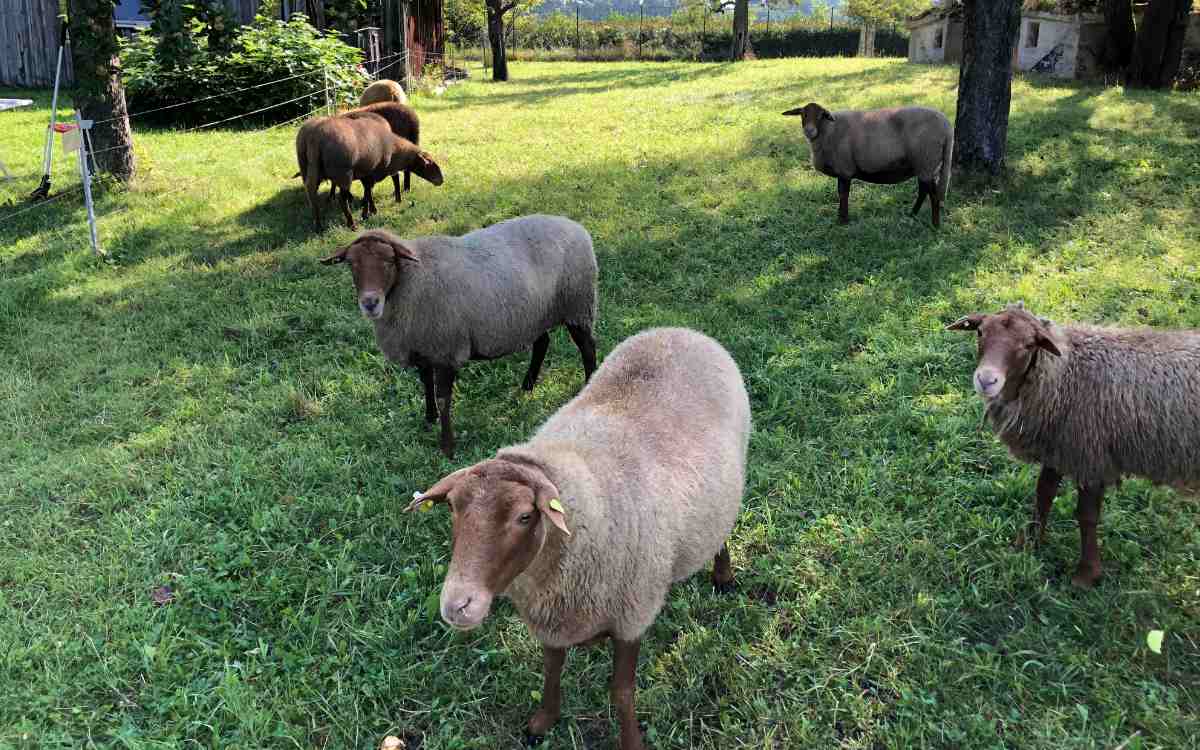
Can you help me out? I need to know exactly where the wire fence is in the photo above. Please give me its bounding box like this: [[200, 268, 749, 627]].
[[0, 48, 416, 229]]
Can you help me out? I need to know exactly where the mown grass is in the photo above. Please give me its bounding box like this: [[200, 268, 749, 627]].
[[2, 58, 1199, 750]]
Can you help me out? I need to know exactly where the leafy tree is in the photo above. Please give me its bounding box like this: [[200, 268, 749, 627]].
[[446, 0, 488, 45], [1127, 0, 1192, 88], [67, 0, 135, 180], [953, 0, 1021, 176]]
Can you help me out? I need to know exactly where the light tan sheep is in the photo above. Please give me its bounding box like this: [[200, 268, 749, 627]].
[[359, 79, 408, 106], [407, 327, 750, 750], [782, 102, 953, 227]]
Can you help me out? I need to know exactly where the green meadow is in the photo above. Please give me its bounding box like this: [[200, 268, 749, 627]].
[[1, 58, 1198, 748]]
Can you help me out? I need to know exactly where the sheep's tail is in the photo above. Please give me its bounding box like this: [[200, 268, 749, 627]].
[[937, 131, 954, 202], [303, 139, 323, 210]]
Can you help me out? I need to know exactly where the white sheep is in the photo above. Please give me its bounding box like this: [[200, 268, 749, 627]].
[[407, 327, 750, 750]]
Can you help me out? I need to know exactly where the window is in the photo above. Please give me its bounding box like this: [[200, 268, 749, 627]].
[[933, 27, 944, 49], [1027, 21, 1040, 48]]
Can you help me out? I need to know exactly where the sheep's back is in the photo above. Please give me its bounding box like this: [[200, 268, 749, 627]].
[[378, 216, 597, 367], [834, 107, 951, 178], [993, 325, 1200, 487]]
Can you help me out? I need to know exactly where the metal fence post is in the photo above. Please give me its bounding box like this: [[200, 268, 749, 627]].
[[74, 114, 103, 258]]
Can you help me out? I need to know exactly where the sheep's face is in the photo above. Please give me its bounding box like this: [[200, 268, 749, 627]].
[[947, 304, 1062, 402], [319, 232, 418, 320], [413, 152, 444, 186], [785, 102, 835, 141], [406, 460, 570, 631]]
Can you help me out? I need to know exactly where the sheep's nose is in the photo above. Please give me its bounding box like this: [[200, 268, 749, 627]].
[[976, 372, 998, 390], [455, 596, 472, 615]]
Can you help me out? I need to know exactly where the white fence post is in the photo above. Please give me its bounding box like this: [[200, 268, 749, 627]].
[[74, 113, 103, 258]]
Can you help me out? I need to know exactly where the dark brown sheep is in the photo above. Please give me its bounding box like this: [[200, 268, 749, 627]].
[[783, 102, 953, 227], [948, 302, 1200, 588], [297, 112, 442, 230], [347, 102, 420, 200]]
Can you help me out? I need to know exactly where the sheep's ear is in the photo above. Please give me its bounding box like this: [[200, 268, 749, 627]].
[[1035, 331, 1062, 357], [386, 238, 419, 264], [781, 107, 804, 116], [822, 110, 836, 122], [535, 492, 570, 537], [319, 246, 350, 265], [946, 313, 984, 331], [405, 467, 471, 512]]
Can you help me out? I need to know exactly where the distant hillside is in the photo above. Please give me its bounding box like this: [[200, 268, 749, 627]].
[[531, 0, 845, 20]]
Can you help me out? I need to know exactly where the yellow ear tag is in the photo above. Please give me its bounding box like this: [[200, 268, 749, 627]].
[[421, 499, 434, 512], [548, 498, 565, 513]]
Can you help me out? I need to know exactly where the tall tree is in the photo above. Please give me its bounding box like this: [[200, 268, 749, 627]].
[[953, 0, 1021, 176], [1101, 0, 1135, 75], [729, 0, 751, 60], [485, 0, 514, 80], [1128, 0, 1192, 88], [846, 0, 926, 58], [66, 0, 135, 180]]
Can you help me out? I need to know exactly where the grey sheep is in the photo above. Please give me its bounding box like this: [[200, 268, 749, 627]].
[[320, 215, 598, 457], [408, 327, 750, 750], [296, 111, 442, 230], [360, 78, 408, 106], [948, 302, 1200, 588], [783, 102, 953, 227]]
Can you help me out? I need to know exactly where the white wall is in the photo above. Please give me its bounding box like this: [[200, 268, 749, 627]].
[[1016, 13, 1079, 78], [908, 19, 946, 64]]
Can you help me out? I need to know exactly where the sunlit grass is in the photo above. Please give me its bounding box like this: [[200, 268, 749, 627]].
[[2, 59, 1199, 749]]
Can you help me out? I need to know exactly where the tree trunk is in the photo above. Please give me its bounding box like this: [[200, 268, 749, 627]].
[[729, 0, 750, 61], [1128, 0, 1191, 88], [67, 0, 135, 181], [487, 3, 508, 81], [858, 23, 876, 58], [1102, 0, 1135, 74], [953, 0, 1021, 177]]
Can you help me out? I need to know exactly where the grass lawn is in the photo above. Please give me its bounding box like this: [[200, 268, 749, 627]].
[[2, 58, 1199, 749]]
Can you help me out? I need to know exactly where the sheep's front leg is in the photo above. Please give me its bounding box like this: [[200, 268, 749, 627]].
[[417, 365, 438, 424], [930, 185, 942, 228], [526, 645, 567, 740], [434, 366, 457, 458], [361, 180, 377, 220], [523, 333, 550, 391], [1071, 483, 1104, 588], [837, 177, 851, 225], [392, 172, 403, 203], [611, 639, 645, 750], [335, 179, 356, 229], [567, 324, 597, 382], [1015, 465, 1061, 548]]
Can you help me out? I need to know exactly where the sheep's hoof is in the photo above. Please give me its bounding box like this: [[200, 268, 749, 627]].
[[713, 578, 736, 595], [1070, 565, 1102, 589], [523, 732, 546, 748], [527, 707, 560, 737], [424, 411, 438, 425], [521, 378, 536, 392]]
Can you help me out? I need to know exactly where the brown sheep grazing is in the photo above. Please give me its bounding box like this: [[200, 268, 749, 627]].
[[948, 302, 1200, 588], [347, 102, 420, 200], [297, 112, 442, 230], [359, 78, 408, 106], [782, 102, 953, 227]]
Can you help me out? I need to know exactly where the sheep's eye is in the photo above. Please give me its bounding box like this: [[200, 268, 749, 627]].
[[516, 513, 533, 525]]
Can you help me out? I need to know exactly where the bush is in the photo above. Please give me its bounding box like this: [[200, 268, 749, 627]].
[[120, 15, 369, 127]]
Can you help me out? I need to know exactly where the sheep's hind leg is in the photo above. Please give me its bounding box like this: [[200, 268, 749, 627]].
[[526, 645, 567, 743], [435, 366, 457, 458], [1015, 466, 1061, 548], [522, 333, 550, 392], [417, 365, 438, 424], [611, 639, 646, 750], [713, 543, 735, 594], [911, 180, 930, 217], [837, 177, 851, 225], [566, 324, 597, 382], [334, 177, 356, 229], [1071, 483, 1104, 588], [392, 172, 403, 203]]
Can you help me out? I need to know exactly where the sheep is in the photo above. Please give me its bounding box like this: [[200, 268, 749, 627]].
[[347, 102, 420, 201], [947, 302, 1200, 588], [359, 78, 409, 106], [297, 112, 443, 231], [320, 215, 598, 457], [782, 102, 953, 227], [406, 327, 750, 750]]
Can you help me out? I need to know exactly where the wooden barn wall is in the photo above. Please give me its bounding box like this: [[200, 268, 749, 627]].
[[0, 0, 74, 88]]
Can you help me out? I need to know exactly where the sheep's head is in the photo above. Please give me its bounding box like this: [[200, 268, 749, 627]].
[[411, 151, 444, 186], [947, 302, 1062, 402], [319, 230, 419, 320], [782, 102, 835, 140], [406, 459, 570, 631]]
